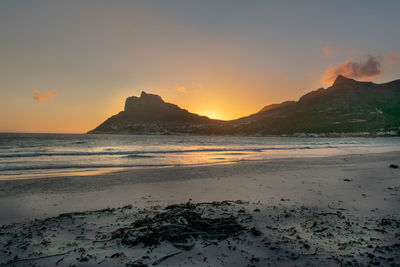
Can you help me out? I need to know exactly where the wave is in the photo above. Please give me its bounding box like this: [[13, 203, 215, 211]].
[[0, 160, 244, 172], [0, 163, 172, 172], [72, 141, 87, 145], [122, 154, 157, 159], [0, 146, 339, 158]]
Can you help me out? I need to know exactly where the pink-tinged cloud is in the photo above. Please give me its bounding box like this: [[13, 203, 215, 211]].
[[386, 52, 400, 69], [322, 47, 337, 57], [32, 89, 58, 102], [321, 55, 383, 85], [176, 86, 186, 93]]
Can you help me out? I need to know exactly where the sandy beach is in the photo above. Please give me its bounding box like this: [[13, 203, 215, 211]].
[[0, 151, 399, 266], [2, 1, 400, 266]]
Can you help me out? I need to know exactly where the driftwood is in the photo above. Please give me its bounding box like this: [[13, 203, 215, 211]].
[[151, 251, 183, 265], [4, 250, 72, 265]]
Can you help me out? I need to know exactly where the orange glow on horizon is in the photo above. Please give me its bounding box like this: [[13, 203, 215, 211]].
[[198, 110, 228, 121]]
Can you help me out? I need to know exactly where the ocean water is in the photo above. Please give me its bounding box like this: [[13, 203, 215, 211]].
[[1, 133, 400, 180]]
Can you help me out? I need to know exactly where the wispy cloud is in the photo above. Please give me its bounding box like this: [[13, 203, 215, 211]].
[[322, 47, 337, 57], [176, 86, 186, 93], [174, 82, 186, 93], [319, 41, 338, 58], [32, 89, 58, 102]]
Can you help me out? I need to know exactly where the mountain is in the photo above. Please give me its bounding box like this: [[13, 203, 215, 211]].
[[230, 75, 400, 135], [88, 91, 227, 134], [88, 76, 400, 136], [258, 101, 296, 113]]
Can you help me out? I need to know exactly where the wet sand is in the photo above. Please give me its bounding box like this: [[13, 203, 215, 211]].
[[0, 151, 399, 266]]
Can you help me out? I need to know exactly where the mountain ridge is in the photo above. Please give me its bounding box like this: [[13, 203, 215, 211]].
[[88, 75, 400, 136]]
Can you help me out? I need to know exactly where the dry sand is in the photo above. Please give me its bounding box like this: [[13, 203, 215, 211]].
[[0, 151, 399, 266]]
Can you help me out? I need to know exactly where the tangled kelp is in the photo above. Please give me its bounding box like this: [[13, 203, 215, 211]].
[[109, 201, 247, 250]]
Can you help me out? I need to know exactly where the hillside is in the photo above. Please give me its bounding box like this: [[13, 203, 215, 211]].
[[231, 75, 400, 135], [88, 76, 400, 136]]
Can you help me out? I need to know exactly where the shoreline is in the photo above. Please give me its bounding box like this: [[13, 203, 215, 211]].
[[0, 151, 399, 225], [2, 134, 400, 182], [0, 151, 399, 265], [0, 161, 243, 182], [1, 149, 400, 183]]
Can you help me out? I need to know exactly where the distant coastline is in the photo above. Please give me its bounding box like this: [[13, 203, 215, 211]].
[[1, 131, 399, 137], [89, 131, 400, 137]]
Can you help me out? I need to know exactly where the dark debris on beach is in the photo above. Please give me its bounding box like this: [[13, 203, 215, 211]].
[[0, 201, 400, 266], [112, 201, 246, 250]]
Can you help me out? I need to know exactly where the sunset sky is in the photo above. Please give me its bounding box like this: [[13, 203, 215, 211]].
[[1, 0, 400, 133]]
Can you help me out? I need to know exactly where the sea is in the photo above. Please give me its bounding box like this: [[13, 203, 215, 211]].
[[1, 133, 400, 180]]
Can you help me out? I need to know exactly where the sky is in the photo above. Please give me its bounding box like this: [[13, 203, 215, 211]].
[[1, 0, 399, 133]]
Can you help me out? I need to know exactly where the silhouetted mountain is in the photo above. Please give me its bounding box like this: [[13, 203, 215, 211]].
[[88, 91, 226, 134], [88, 76, 400, 136], [231, 75, 400, 135]]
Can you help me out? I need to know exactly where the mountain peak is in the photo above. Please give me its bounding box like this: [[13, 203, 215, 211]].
[[124, 91, 165, 112], [139, 91, 164, 103], [332, 75, 354, 86]]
